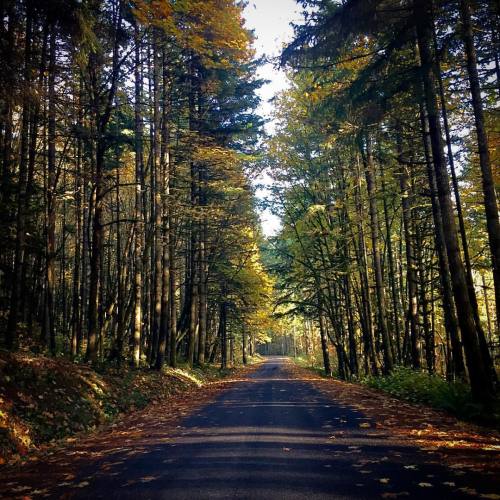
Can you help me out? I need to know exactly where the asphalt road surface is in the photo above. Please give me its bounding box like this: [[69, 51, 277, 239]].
[[51, 357, 498, 499]]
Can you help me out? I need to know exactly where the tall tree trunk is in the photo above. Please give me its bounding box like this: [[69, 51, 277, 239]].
[[169, 231, 177, 368], [197, 166, 208, 365], [187, 61, 198, 367], [45, 25, 57, 355], [397, 148, 420, 368], [87, 0, 123, 361], [242, 323, 247, 364], [433, 22, 497, 384], [0, 2, 15, 208], [414, 0, 494, 401], [419, 102, 465, 380], [6, 7, 33, 349], [87, 135, 103, 363], [151, 30, 163, 368], [220, 300, 227, 370], [482, 274, 493, 342], [156, 49, 171, 371], [344, 274, 359, 377], [317, 293, 332, 376], [113, 154, 124, 363], [71, 95, 83, 358], [360, 135, 394, 373], [381, 167, 403, 363], [416, 224, 433, 373], [459, 0, 500, 337], [132, 24, 143, 368], [187, 240, 198, 367], [354, 157, 378, 375]]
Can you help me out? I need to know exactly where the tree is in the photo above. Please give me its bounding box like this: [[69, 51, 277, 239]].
[[275, 0, 498, 400]]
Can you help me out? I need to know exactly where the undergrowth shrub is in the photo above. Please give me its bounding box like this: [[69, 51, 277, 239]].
[[364, 366, 499, 424], [295, 354, 326, 375]]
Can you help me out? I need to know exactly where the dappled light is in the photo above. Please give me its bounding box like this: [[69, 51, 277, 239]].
[[0, 0, 499, 497], [1, 358, 499, 498]]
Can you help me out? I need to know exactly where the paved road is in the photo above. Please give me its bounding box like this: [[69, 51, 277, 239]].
[[57, 357, 497, 499]]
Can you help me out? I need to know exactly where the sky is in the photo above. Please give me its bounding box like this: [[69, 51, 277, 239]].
[[242, 0, 301, 237]]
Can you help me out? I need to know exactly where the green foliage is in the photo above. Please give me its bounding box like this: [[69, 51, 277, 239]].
[[364, 367, 500, 425], [294, 355, 325, 376]]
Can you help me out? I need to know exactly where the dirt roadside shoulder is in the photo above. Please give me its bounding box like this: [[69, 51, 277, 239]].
[[286, 361, 500, 480], [0, 360, 262, 499]]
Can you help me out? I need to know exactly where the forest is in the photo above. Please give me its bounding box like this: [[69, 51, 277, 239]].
[[269, 0, 499, 404], [0, 0, 276, 373], [0, 0, 499, 450], [0, 0, 499, 496]]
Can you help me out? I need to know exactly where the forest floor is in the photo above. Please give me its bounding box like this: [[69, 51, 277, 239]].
[[0, 356, 499, 499], [0, 350, 262, 465]]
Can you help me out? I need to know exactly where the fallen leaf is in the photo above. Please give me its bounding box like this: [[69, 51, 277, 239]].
[[449, 463, 468, 469], [457, 487, 478, 496], [11, 486, 31, 493]]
